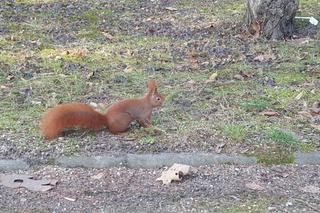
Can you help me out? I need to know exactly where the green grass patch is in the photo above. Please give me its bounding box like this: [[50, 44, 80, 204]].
[[256, 145, 295, 165], [267, 129, 299, 146], [264, 87, 298, 107], [138, 135, 156, 145], [240, 98, 271, 111], [64, 138, 80, 156], [220, 124, 248, 141], [273, 72, 309, 84]]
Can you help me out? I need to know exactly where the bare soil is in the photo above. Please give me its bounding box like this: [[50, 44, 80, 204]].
[[1, 164, 320, 212]]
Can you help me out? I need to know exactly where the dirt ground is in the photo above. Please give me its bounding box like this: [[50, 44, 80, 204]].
[[0, 0, 320, 212], [1, 164, 320, 212], [1, 0, 319, 161]]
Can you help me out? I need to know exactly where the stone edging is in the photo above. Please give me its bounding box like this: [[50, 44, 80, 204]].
[[0, 152, 319, 171]]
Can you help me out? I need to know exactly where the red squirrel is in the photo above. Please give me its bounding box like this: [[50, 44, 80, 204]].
[[40, 80, 164, 140]]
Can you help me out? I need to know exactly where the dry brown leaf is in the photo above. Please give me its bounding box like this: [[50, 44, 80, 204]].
[[156, 163, 192, 185], [297, 111, 312, 118], [254, 53, 275, 62], [91, 173, 104, 180], [310, 102, 320, 114], [102, 32, 113, 41], [259, 111, 280, 116], [239, 71, 255, 78], [65, 50, 86, 58], [292, 37, 312, 45], [86, 72, 95, 80], [245, 182, 265, 191], [0, 174, 58, 192], [251, 21, 261, 37], [186, 80, 196, 86], [214, 142, 226, 154]]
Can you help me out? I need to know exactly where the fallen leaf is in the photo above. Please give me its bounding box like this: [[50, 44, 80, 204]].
[[245, 182, 265, 191], [186, 80, 196, 86], [214, 142, 226, 153], [65, 50, 86, 58], [86, 72, 95, 80], [1, 85, 8, 89], [280, 172, 290, 178], [156, 163, 192, 185], [164, 7, 178, 11], [300, 185, 320, 194], [254, 53, 276, 62], [310, 102, 320, 114], [102, 32, 113, 41], [0, 174, 58, 192], [292, 37, 311, 45], [91, 173, 104, 180], [251, 20, 262, 37], [298, 111, 312, 118], [239, 71, 255, 78], [259, 111, 280, 116]]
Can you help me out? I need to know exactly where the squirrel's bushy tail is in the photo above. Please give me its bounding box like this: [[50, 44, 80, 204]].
[[40, 103, 108, 139]]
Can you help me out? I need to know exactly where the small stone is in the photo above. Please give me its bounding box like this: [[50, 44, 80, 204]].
[[113, 75, 128, 84], [285, 201, 293, 207], [268, 206, 276, 211], [234, 74, 244, 80]]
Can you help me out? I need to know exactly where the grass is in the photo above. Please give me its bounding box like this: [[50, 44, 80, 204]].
[[138, 135, 156, 145], [267, 129, 300, 146], [0, 0, 319, 160], [64, 138, 80, 156], [240, 98, 271, 111], [220, 124, 248, 141], [256, 146, 296, 165]]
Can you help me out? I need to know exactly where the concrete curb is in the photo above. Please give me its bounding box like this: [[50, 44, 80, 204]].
[[55, 153, 257, 169], [294, 152, 320, 165], [0, 159, 30, 171], [0, 152, 319, 171]]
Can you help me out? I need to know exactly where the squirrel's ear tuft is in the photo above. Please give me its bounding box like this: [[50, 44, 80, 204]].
[[148, 79, 157, 92]]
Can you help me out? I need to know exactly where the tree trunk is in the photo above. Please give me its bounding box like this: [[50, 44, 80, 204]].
[[245, 0, 299, 40]]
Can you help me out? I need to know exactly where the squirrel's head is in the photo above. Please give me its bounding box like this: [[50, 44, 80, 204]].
[[146, 79, 164, 107]]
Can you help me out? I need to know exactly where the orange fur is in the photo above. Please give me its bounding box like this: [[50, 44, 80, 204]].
[[40, 80, 164, 140], [40, 103, 108, 139]]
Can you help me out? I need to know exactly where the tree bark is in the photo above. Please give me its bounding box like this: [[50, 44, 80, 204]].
[[245, 0, 299, 40]]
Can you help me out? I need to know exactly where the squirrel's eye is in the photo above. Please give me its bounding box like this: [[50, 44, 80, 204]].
[[156, 97, 161, 101]]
